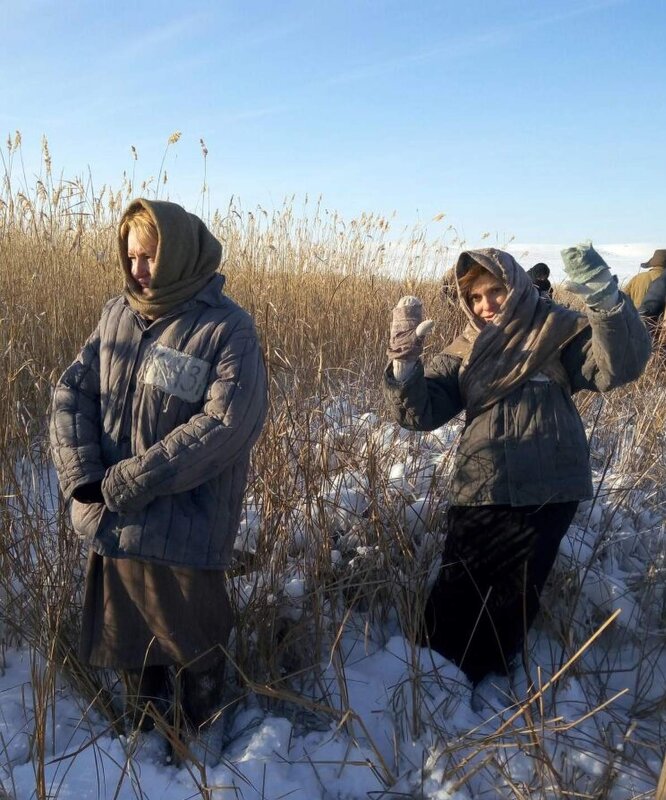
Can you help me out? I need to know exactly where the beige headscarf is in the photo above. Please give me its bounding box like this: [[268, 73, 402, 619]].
[[443, 249, 589, 418], [119, 199, 222, 319]]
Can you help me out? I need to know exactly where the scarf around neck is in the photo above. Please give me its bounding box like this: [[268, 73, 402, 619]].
[[119, 199, 222, 319], [443, 249, 589, 418]]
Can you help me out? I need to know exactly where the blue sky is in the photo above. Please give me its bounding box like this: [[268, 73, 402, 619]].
[[2, 0, 665, 246]]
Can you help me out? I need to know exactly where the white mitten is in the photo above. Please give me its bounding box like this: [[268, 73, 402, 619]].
[[387, 296, 434, 381]]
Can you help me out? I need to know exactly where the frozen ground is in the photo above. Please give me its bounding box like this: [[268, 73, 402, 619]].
[[0, 406, 664, 799]]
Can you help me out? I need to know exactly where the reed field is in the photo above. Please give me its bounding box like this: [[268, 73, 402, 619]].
[[0, 136, 664, 799]]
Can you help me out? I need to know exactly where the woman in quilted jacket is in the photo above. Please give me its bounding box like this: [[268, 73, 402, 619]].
[[384, 244, 650, 691], [50, 199, 267, 763]]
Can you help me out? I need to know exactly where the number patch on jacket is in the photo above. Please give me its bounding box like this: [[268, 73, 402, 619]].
[[141, 344, 211, 403]]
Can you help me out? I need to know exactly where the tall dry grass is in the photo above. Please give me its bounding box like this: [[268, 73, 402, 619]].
[[0, 135, 664, 798]]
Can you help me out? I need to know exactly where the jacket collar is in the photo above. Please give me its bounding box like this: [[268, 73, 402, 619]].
[[121, 273, 227, 322], [192, 272, 227, 307]]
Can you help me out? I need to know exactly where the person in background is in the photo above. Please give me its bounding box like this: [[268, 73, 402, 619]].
[[384, 244, 650, 701], [624, 249, 666, 309], [441, 267, 458, 306], [50, 199, 267, 765], [527, 262, 554, 298], [638, 267, 666, 328]]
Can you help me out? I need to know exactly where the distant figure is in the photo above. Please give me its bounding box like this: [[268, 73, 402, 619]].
[[441, 267, 457, 305], [624, 249, 666, 309], [638, 268, 666, 327], [527, 263, 554, 298]]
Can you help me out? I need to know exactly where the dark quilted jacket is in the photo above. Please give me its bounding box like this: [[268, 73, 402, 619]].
[[50, 274, 267, 568], [385, 296, 650, 506]]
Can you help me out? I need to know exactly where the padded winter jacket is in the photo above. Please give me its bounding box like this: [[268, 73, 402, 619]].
[[384, 296, 650, 507], [624, 266, 665, 309], [50, 274, 267, 568]]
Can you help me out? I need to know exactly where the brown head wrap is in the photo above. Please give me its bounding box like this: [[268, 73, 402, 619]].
[[119, 199, 222, 319], [443, 248, 588, 417]]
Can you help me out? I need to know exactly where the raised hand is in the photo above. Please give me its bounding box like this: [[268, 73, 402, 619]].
[[387, 296, 434, 380], [561, 242, 619, 310]]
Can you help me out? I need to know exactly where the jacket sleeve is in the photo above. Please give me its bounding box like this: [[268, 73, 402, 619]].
[[638, 271, 666, 323], [561, 294, 652, 393], [383, 352, 463, 431], [101, 325, 267, 514], [49, 327, 107, 501]]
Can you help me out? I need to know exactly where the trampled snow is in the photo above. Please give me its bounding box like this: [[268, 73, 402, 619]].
[[1, 404, 663, 799]]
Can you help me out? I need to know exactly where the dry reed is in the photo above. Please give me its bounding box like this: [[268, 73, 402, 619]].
[[0, 135, 663, 799]]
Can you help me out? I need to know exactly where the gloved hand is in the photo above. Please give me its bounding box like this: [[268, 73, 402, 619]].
[[72, 480, 104, 505], [387, 296, 434, 381], [560, 241, 619, 310]]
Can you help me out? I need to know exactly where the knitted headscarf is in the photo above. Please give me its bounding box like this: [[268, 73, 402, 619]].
[[119, 199, 222, 319], [443, 249, 589, 418]]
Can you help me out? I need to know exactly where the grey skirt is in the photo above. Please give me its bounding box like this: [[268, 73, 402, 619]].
[[80, 550, 234, 671]]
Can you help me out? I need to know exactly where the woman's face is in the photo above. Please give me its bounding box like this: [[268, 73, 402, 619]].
[[128, 228, 157, 292], [468, 273, 508, 324]]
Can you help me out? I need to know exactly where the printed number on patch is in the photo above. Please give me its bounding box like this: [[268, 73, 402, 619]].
[[141, 343, 211, 403]]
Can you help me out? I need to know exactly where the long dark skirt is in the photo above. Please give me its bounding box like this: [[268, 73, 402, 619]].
[[80, 551, 235, 731], [423, 502, 578, 684], [80, 551, 234, 671]]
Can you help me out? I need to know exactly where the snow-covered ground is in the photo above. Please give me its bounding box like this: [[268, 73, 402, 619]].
[[1, 404, 664, 799]]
